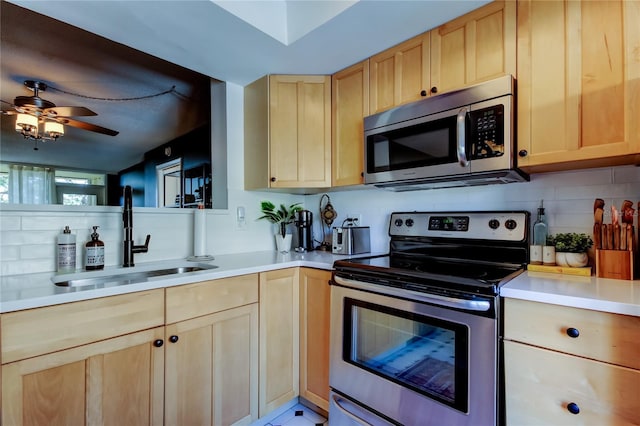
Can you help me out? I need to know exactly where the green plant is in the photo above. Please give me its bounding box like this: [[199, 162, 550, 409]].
[[547, 233, 593, 253], [258, 201, 303, 238]]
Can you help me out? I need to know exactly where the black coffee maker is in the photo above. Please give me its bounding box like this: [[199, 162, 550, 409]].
[[294, 210, 314, 252]]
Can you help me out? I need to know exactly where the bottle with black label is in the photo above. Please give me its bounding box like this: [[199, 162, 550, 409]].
[[85, 226, 105, 270]]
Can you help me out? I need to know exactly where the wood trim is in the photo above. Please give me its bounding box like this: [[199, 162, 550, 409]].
[[1, 289, 164, 364]]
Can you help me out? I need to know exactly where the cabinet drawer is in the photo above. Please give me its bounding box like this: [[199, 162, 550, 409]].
[[1, 289, 164, 364], [504, 298, 640, 369], [166, 274, 259, 324], [504, 341, 640, 425]]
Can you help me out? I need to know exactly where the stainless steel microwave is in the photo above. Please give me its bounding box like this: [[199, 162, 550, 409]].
[[363, 75, 528, 191]]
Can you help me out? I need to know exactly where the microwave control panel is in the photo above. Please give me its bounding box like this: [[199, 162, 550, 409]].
[[469, 105, 504, 159]]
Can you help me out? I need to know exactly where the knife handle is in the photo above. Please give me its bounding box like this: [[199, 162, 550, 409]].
[[602, 224, 610, 250], [613, 224, 620, 250], [593, 223, 601, 250], [629, 225, 635, 252], [620, 225, 627, 251]]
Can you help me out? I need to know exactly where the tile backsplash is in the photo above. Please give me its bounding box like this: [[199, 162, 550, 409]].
[[1, 165, 639, 276]]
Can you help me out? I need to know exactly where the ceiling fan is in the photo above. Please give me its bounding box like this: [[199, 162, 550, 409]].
[[1, 80, 119, 138]]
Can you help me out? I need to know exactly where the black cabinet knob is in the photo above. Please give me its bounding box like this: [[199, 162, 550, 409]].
[[270, 177, 276, 182], [153, 339, 164, 348], [420, 90, 427, 97], [430, 87, 438, 94], [567, 402, 580, 415], [518, 150, 528, 157], [566, 327, 580, 338], [169, 335, 179, 343]]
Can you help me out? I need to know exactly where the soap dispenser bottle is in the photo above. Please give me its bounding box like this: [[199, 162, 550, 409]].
[[85, 226, 105, 270], [57, 226, 76, 273]]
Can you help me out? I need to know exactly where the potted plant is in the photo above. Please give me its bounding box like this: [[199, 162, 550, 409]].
[[258, 201, 302, 252], [546, 233, 593, 267]]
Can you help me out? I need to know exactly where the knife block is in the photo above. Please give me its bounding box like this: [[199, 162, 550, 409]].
[[596, 249, 635, 280]]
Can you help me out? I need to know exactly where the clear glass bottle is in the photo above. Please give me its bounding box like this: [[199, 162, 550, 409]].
[[532, 200, 548, 246]]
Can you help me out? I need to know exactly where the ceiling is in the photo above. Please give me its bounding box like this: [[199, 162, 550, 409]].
[[1, 0, 489, 174]]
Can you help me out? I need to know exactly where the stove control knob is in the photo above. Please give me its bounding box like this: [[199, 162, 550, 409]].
[[394, 218, 403, 227], [505, 219, 518, 230], [488, 219, 500, 229], [405, 218, 414, 227]]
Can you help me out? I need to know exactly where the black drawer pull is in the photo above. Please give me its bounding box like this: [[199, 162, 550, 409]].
[[566, 327, 580, 338], [153, 339, 164, 348], [169, 335, 179, 343], [567, 402, 580, 415]]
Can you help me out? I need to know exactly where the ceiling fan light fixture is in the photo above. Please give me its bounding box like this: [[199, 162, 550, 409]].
[[44, 121, 64, 139], [15, 113, 38, 132]]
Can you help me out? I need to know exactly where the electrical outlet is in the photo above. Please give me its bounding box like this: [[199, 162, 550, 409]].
[[345, 213, 362, 226]]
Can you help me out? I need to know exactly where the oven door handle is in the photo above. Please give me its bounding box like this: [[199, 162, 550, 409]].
[[333, 275, 491, 312], [331, 394, 375, 426]]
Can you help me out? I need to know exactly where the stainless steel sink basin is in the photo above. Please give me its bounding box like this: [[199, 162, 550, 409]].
[[53, 264, 218, 288]]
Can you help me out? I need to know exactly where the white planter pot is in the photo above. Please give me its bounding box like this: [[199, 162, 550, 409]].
[[275, 234, 293, 253], [555, 252, 588, 267]]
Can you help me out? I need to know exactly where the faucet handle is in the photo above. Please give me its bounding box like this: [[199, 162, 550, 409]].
[[133, 234, 151, 254]]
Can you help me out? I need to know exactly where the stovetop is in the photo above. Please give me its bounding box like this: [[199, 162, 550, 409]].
[[333, 211, 530, 296]]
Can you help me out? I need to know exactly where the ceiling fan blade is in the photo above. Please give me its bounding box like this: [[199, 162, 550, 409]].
[[1, 109, 17, 116], [60, 117, 119, 136], [46, 106, 97, 117]]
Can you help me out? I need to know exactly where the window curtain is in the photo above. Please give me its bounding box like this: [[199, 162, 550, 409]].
[[8, 165, 57, 204]]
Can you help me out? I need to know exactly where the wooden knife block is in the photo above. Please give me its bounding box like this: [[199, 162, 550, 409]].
[[596, 249, 635, 280]]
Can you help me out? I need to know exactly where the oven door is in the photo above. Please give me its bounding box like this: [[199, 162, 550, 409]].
[[330, 276, 498, 426]]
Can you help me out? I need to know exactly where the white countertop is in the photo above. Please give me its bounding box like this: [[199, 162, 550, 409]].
[[501, 271, 640, 317], [0, 250, 373, 313], [3, 251, 639, 317]]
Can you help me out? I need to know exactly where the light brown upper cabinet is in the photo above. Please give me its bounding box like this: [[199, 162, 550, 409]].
[[369, 32, 431, 114], [332, 60, 370, 187], [430, 0, 516, 95], [245, 75, 331, 189], [516, 0, 640, 173]]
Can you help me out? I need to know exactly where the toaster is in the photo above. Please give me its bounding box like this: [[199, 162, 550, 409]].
[[332, 226, 371, 255]]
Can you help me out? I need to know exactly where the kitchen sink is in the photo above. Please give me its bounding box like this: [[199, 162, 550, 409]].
[[53, 263, 218, 288]]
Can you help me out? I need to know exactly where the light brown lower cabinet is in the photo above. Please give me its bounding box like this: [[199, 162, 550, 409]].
[[2, 327, 165, 426], [504, 298, 640, 425], [299, 268, 331, 411], [259, 268, 300, 417], [164, 304, 259, 426]]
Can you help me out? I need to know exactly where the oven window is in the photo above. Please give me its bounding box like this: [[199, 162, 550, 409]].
[[366, 115, 457, 173], [343, 298, 469, 412]]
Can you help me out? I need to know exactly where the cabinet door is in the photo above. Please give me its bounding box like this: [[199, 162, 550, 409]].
[[369, 32, 430, 114], [431, 0, 516, 95], [164, 304, 258, 426], [269, 75, 331, 188], [517, 0, 640, 172], [2, 327, 165, 426], [505, 340, 640, 425], [259, 268, 300, 417], [299, 268, 331, 411], [332, 60, 369, 187]]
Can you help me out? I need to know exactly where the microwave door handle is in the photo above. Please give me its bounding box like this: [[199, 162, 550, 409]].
[[456, 107, 469, 167]]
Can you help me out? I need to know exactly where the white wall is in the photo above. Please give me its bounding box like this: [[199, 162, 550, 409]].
[[1, 82, 638, 276], [307, 166, 640, 253]]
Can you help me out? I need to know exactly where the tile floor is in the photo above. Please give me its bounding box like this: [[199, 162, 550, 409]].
[[264, 403, 328, 426]]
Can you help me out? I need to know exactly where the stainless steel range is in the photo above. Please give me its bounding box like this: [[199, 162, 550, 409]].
[[329, 211, 529, 426]]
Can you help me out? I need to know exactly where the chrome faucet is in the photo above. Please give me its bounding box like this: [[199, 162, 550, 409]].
[[122, 185, 150, 267]]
